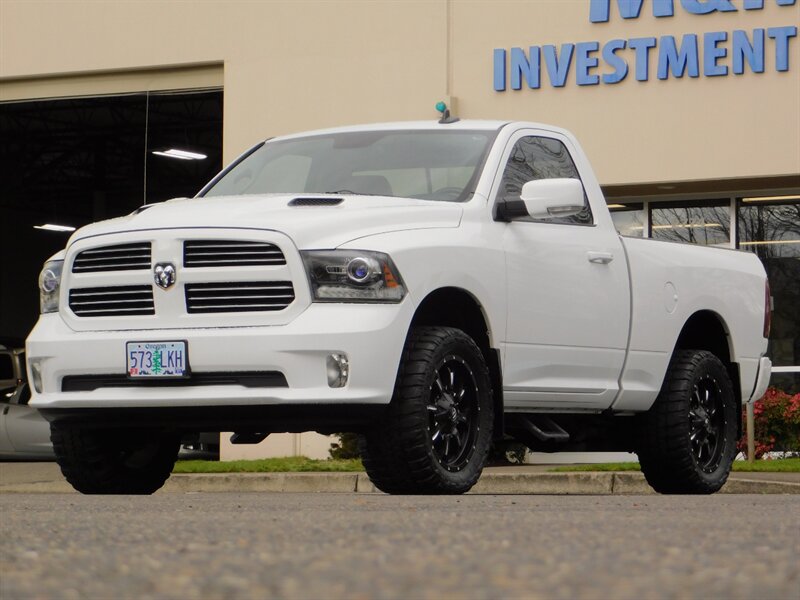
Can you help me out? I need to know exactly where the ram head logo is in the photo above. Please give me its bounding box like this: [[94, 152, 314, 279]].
[[153, 263, 177, 290]]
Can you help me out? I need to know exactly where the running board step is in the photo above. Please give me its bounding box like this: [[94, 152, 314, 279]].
[[230, 432, 270, 445], [516, 415, 570, 443]]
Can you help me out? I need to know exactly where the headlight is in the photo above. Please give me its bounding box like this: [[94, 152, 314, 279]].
[[301, 250, 406, 303], [38, 260, 64, 313]]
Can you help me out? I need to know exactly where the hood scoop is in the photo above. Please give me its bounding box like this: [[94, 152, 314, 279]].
[[289, 197, 344, 207]]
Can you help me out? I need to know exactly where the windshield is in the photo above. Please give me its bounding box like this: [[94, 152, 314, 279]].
[[201, 130, 495, 202]]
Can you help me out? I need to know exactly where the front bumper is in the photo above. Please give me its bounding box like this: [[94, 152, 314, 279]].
[[27, 301, 412, 410]]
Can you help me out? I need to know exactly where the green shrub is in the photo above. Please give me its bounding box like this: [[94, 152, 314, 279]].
[[738, 387, 800, 459], [488, 439, 529, 465], [329, 432, 361, 459]]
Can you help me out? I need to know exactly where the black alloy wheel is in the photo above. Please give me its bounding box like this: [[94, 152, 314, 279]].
[[427, 355, 481, 473], [360, 326, 494, 494], [637, 349, 737, 494], [689, 373, 726, 474]]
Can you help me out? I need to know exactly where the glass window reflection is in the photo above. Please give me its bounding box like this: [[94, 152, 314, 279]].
[[650, 200, 730, 247], [738, 197, 800, 381], [609, 203, 645, 237], [738, 198, 800, 258]]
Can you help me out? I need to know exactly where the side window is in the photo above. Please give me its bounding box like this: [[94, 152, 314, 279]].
[[498, 136, 593, 225]]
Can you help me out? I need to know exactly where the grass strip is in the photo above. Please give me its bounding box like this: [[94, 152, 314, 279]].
[[174, 456, 364, 473], [174, 456, 799, 474], [549, 457, 800, 473]]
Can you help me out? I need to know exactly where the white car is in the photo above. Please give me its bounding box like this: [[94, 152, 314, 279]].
[[26, 119, 771, 495], [0, 347, 53, 460]]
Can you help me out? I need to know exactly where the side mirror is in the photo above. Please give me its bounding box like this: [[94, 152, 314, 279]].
[[520, 178, 585, 219]]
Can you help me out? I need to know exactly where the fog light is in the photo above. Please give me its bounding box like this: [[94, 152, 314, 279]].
[[326, 353, 349, 388], [29, 360, 43, 394]]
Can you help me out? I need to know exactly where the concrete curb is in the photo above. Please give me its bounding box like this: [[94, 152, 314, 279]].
[[471, 472, 615, 494], [166, 472, 361, 494], [1, 471, 798, 494], [719, 477, 800, 495]]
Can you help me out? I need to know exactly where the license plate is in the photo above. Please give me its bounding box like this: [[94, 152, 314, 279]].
[[126, 341, 188, 378]]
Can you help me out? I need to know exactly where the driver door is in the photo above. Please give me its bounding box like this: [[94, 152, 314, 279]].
[[497, 131, 630, 410]]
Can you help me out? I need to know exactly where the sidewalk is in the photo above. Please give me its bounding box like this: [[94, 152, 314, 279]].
[[2, 462, 799, 494]]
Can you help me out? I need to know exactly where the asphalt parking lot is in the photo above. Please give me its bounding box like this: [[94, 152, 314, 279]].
[[2, 493, 798, 600]]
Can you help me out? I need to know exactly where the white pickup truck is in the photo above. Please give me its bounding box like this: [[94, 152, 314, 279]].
[[27, 119, 772, 495]]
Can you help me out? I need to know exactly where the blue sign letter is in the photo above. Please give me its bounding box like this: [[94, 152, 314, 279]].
[[590, 0, 643, 22], [543, 44, 575, 87], [704, 31, 729, 76], [743, 0, 797, 9], [602, 39, 630, 83], [681, 0, 737, 14], [590, 0, 675, 22], [511, 47, 541, 89], [494, 49, 506, 91], [628, 37, 658, 80], [768, 26, 798, 71], [732, 29, 765, 74], [658, 34, 700, 78], [576, 42, 601, 85]]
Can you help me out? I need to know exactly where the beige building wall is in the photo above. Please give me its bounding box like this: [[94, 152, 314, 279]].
[[223, 432, 335, 461], [2, 0, 798, 186], [1, 0, 448, 166], [453, 1, 800, 185]]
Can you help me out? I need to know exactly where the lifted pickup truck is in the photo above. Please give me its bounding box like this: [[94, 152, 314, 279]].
[[27, 120, 772, 495]]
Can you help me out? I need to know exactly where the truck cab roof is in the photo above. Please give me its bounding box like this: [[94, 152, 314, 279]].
[[267, 120, 576, 143]]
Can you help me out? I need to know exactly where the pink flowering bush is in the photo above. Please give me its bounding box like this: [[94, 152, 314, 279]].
[[738, 387, 800, 459]]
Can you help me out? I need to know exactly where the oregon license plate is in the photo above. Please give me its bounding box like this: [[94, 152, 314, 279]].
[[126, 341, 188, 378]]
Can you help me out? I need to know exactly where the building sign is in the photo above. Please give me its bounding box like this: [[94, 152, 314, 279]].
[[493, 0, 797, 90]]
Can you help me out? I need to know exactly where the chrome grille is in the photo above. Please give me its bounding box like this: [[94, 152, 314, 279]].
[[72, 242, 151, 273], [184, 240, 286, 267], [185, 281, 294, 313], [69, 286, 155, 317]]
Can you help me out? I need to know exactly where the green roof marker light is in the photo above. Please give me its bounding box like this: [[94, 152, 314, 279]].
[[435, 101, 460, 125]]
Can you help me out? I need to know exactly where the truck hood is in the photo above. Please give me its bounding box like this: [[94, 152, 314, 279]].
[[68, 194, 464, 249]]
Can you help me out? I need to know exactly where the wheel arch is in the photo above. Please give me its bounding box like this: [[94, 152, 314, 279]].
[[671, 309, 742, 437], [409, 287, 504, 438]]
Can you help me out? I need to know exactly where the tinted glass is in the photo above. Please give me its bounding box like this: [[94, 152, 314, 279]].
[[498, 136, 592, 225], [650, 200, 730, 247], [738, 199, 800, 258], [203, 130, 494, 202], [738, 198, 800, 383], [609, 202, 646, 237]]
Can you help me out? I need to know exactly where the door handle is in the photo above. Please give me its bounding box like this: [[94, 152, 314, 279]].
[[587, 251, 614, 264]]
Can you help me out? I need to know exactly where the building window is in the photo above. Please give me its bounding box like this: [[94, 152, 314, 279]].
[[609, 202, 645, 237], [649, 199, 730, 247], [738, 195, 800, 393]]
